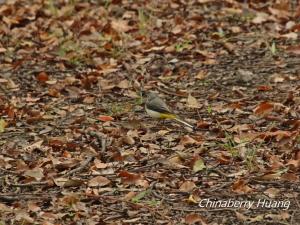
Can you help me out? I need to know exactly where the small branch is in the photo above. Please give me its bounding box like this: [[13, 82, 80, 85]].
[[101, 137, 107, 152], [62, 156, 94, 177], [0, 194, 51, 202], [88, 131, 111, 152], [0, 168, 21, 175], [9, 181, 48, 187]]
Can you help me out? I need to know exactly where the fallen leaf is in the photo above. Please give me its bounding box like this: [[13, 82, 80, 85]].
[[0, 119, 7, 133], [187, 194, 200, 204], [252, 12, 269, 24], [117, 79, 130, 89], [286, 159, 300, 169], [123, 191, 136, 201], [187, 94, 201, 108], [193, 158, 206, 173], [111, 19, 131, 32], [24, 140, 43, 152], [185, 213, 206, 225], [0, 203, 12, 212], [36, 72, 49, 82], [281, 32, 298, 40], [24, 168, 44, 181], [179, 135, 198, 146], [254, 102, 273, 116], [196, 120, 210, 129], [88, 176, 111, 187], [236, 211, 249, 221], [232, 179, 253, 194], [0, 47, 6, 53], [195, 71, 207, 80], [281, 173, 299, 182], [264, 188, 280, 198], [28, 202, 41, 212], [257, 85, 272, 91], [98, 115, 114, 122], [122, 136, 135, 145], [270, 73, 285, 83], [53, 178, 83, 187], [119, 170, 141, 184], [258, 172, 281, 180], [179, 181, 196, 192], [94, 159, 108, 169]]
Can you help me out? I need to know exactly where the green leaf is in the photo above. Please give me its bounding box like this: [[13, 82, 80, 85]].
[[193, 159, 206, 173]]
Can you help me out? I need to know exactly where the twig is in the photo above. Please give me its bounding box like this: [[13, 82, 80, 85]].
[[130, 162, 159, 172], [156, 87, 187, 97], [8, 181, 48, 187], [0, 194, 51, 202], [88, 131, 111, 152], [63, 156, 94, 177], [208, 168, 230, 178], [101, 137, 106, 152], [0, 168, 21, 175]]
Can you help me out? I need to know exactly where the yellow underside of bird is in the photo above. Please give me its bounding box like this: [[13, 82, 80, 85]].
[[145, 107, 193, 129], [145, 107, 177, 119]]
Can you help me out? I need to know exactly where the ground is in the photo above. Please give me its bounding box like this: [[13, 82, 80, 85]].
[[0, 0, 299, 224]]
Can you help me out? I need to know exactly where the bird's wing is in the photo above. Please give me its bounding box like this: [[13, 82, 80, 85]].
[[147, 97, 173, 114]]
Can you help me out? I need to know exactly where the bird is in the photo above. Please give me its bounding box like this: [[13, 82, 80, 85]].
[[145, 91, 194, 129]]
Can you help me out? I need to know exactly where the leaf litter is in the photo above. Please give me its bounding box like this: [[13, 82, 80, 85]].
[[0, 0, 299, 224]]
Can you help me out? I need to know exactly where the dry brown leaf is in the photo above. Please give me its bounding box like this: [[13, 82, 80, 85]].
[[259, 173, 281, 180], [254, 102, 273, 116], [264, 188, 280, 198], [0, 47, 6, 53], [236, 211, 249, 221], [281, 173, 299, 182], [179, 135, 198, 146], [186, 94, 200, 108], [286, 159, 300, 169], [257, 85, 272, 91], [122, 136, 135, 145], [111, 19, 131, 32], [88, 176, 111, 187], [232, 179, 253, 194], [28, 202, 41, 212], [166, 156, 188, 169], [265, 213, 290, 221], [185, 213, 206, 225], [179, 181, 196, 192], [270, 73, 285, 83], [119, 170, 141, 184], [281, 32, 298, 40], [117, 79, 130, 89], [24, 168, 44, 181], [94, 159, 108, 169], [53, 178, 83, 187], [252, 12, 269, 24], [123, 191, 136, 201], [36, 71, 49, 82], [98, 115, 114, 122], [24, 140, 43, 152], [0, 203, 12, 212], [195, 71, 207, 80]]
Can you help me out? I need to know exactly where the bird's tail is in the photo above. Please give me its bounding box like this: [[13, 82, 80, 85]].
[[174, 117, 194, 129]]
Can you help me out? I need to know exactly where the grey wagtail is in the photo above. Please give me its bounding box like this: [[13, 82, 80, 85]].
[[145, 92, 194, 129]]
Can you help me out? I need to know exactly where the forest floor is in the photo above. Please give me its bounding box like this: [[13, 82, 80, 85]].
[[0, 0, 299, 224]]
